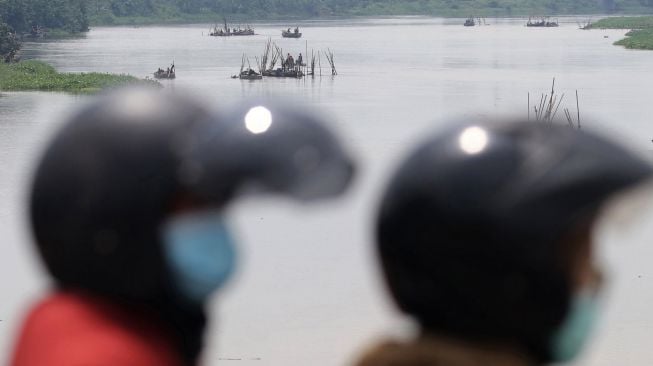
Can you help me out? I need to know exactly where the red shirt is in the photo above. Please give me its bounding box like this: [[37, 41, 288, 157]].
[[11, 291, 185, 366]]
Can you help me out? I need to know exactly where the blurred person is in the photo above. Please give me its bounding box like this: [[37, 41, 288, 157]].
[[11, 89, 354, 366], [356, 121, 652, 366]]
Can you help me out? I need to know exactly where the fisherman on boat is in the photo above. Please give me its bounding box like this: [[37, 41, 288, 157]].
[[297, 53, 303, 67], [286, 54, 294, 69]]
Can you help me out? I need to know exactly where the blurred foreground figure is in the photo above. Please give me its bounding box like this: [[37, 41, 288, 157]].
[[357, 121, 651, 366], [11, 89, 354, 366]]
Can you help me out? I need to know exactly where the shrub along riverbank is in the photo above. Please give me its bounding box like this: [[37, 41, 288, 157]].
[[591, 16, 653, 50], [0, 61, 160, 93]]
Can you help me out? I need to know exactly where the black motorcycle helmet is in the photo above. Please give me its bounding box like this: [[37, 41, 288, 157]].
[[29, 88, 354, 362], [377, 121, 652, 362]]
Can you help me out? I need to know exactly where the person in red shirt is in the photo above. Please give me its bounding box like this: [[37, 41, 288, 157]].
[[11, 89, 354, 366]]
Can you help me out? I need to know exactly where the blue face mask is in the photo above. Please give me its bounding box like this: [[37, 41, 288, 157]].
[[162, 211, 237, 304], [550, 289, 601, 362]]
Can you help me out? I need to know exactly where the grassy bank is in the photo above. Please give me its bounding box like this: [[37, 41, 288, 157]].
[[0, 61, 160, 93], [590, 16, 653, 29], [591, 16, 653, 50], [614, 29, 653, 50]]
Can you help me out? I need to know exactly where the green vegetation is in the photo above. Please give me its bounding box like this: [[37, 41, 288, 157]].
[[85, 1, 653, 24], [0, 60, 160, 93], [591, 16, 653, 29], [591, 16, 653, 50], [3, 1, 653, 33], [2, 1, 653, 34], [0, 0, 88, 34], [615, 28, 653, 49], [0, 21, 19, 62]]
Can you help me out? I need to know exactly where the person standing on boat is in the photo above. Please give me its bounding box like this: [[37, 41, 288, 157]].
[[356, 121, 652, 366], [11, 89, 355, 366], [285, 53, 294, 70], [297, 53, 303, 66]]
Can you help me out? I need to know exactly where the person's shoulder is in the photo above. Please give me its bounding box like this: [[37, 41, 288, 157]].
[[11, 292, 184, 366]]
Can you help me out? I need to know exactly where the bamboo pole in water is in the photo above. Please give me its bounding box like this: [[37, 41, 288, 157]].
[[576, 90, 581, 129], [550, 94, 565, 122]]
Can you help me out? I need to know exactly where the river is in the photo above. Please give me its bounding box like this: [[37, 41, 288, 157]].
[[2, 17, 653, 365]]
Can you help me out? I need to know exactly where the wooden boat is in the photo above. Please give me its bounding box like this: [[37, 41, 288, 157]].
[[282, 28, 302, 38], [464, 17, 475, 27], [527, 17, 559, 27], [210, 20, 255, 36], [239, 69, 262, 80], [210, 28, 255, 36], [153, 69, 175, 79], [210, 28, 228, 36], [232, 28, 255, 36], [262, 68, 304, 78]]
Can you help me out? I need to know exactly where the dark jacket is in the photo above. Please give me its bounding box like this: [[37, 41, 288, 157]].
[[355, 337, 534, 366]]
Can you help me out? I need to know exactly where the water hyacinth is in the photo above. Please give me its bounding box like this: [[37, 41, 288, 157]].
[[0, 61, 160, 93]]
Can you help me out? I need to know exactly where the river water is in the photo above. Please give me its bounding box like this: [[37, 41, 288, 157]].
[[2, 17, 653, 365]]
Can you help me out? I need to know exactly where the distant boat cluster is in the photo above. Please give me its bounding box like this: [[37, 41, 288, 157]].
[[209, 21, 255, 36], [154, 22, 336, 82], [463, 16, 559, 27], [464, 17, 489, 26], [526, 16, 559, 27], [153, 15, 569, 83]]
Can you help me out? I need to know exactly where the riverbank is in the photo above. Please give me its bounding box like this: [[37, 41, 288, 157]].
[[614, 29, 653, 50], [590, 16, 653, 50], [0, 61, 160, 93]]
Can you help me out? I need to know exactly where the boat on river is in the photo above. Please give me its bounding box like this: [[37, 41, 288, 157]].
[[527, 17, 559, 27], [238, 69, 263, 80], [210, 20, 255, 36], [464, 17, 475, 27], [282, 28, 302, 38], [153, 65, 175, 79], [262, 68, 304, 78]]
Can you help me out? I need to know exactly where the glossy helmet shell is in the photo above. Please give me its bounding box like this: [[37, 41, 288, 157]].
[[377, 121, 652, 361], [30, 88, 216, 300], [30, 89, 355, 302]]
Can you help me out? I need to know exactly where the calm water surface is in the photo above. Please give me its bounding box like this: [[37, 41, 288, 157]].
[[2, 17, 653, 365]]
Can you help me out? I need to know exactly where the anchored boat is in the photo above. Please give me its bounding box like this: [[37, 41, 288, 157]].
[[153, 64, 176, 79], [526, 17, 559, 27], [282, 28, 302, 38], [210, 19, 255, 36]]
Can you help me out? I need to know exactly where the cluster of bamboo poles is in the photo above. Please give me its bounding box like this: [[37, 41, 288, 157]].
[[528, 78, 581, 129], [238, 38, 338, 77], [308, 49, 336, 76]]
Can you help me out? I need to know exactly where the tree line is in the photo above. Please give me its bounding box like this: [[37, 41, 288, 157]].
[[0, 0, 88, 33], [4, 0, 653, 62], [1, 0, 653, 37]]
